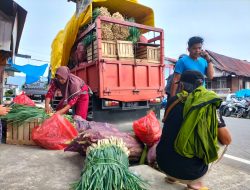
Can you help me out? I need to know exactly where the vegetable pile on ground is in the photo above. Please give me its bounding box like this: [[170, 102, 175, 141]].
[[65, 117, 143, 161], [71, 137, 147, 190]]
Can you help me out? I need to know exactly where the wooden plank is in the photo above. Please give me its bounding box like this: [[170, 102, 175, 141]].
[[23, 123, 30, 143], [6, 123, 13, 144], [17, 124, 24, 144], [28, 121, 36, 145], [12, 123, 18, 144]]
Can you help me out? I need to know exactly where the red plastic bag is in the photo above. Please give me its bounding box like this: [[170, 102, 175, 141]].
[[13, 92, 35, 106], [133, 111, 162, 146], [32, 114, 78, 150]]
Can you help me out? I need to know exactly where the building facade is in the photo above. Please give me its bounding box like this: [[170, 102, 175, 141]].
[[206, 50, 250, 95]]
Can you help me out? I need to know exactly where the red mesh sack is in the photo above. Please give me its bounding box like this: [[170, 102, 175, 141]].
[[32, 114, 78, 150], [133, 111, 162, 146], [13, 92, 35, 106]]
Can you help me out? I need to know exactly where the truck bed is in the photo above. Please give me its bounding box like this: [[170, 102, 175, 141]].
[[71, 59, 164, 102]]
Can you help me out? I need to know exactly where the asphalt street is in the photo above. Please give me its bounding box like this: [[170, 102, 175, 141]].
[[219, 117, 250, 174]]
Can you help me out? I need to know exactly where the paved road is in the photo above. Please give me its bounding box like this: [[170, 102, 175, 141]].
[[219, 117, 250, 174], [1, 111, 250, 190]]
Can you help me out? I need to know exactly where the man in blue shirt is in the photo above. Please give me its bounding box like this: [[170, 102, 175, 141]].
[[170, 36, 214, 97]]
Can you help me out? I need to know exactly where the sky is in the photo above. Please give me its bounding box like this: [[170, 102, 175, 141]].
[[14, 0, 250, 71]]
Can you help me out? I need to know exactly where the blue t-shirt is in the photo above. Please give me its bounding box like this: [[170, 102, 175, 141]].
[[174, 55, 208, 76]]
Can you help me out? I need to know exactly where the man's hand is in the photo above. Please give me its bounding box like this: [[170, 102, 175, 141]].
[[0, 105, 11, 115], [201, 50, 211, 62]]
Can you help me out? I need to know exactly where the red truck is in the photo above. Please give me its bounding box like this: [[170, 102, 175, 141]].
[[67, 15, 165, 123]]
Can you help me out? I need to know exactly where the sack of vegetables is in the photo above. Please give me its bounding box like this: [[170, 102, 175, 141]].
[[65, 116, 143, 161]]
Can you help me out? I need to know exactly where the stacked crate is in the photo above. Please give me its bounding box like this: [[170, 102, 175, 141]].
[[136, 46, 160, 63], [87, 40, 117, 62], [117, 40, 134, 60]]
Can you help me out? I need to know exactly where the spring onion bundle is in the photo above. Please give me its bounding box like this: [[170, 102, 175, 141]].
[[71, 137, 147, 190], [0, 104, 74, 126], [0, 104, 49, 124]]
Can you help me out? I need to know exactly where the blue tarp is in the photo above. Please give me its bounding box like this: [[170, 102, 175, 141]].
[[235, 89, 250, 98], [8, 58, 48, 84]]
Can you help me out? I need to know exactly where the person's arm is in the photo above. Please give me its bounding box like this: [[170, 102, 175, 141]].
[[206, 61, 214, 80], [218, 127, 232, 145], [45, 80, 57, 114], [45, 97, 52, 114], [202, 50, 214, 80], [55, 104, 71, 115], [170, 73, 181, 97], [217, 109, 232, 145], [55, 90, 81, 115]]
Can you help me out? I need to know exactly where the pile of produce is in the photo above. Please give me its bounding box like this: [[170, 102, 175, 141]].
[[0, 104, 48, 124], [0, 104, 74, 125], [82, 33, 96, 47], [71, 137, 147, 190], [112, 12, 130, 40], [92, 7, 114, 40], [127, 18, 141, 44], [65, 117, 143, 161]]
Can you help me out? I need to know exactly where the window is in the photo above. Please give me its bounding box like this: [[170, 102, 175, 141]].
[[206, 80, 212, 89], [216, 78, 227, 89]]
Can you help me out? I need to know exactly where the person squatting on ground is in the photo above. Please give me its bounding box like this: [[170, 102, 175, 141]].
[[170, 36, 214, 97], [45, 66, 89, 119], [157, 70, 232, 190]]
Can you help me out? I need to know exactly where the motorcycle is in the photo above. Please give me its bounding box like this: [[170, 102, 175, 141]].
[[223, 100, 247, 118]]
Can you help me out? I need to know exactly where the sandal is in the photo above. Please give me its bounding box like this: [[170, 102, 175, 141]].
[[186, 186, 209, 190], [165, 177, 178, 184]]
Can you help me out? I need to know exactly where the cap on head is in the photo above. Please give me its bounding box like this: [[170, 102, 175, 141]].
[[177, 70, 204, 85]]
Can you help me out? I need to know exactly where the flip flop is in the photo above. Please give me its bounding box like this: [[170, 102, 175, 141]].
[[165, 177, 178, 184], [186, 186, 209, 190]]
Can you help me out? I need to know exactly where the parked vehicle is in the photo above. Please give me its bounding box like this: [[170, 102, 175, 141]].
[[53, 1, 164, 123], [242, 101, 250, 118], [222, 97, 249, 118], [23, 80, 47, 102]]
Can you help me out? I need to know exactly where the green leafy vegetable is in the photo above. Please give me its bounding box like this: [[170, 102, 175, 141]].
[[71, 137, 147, 190]]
